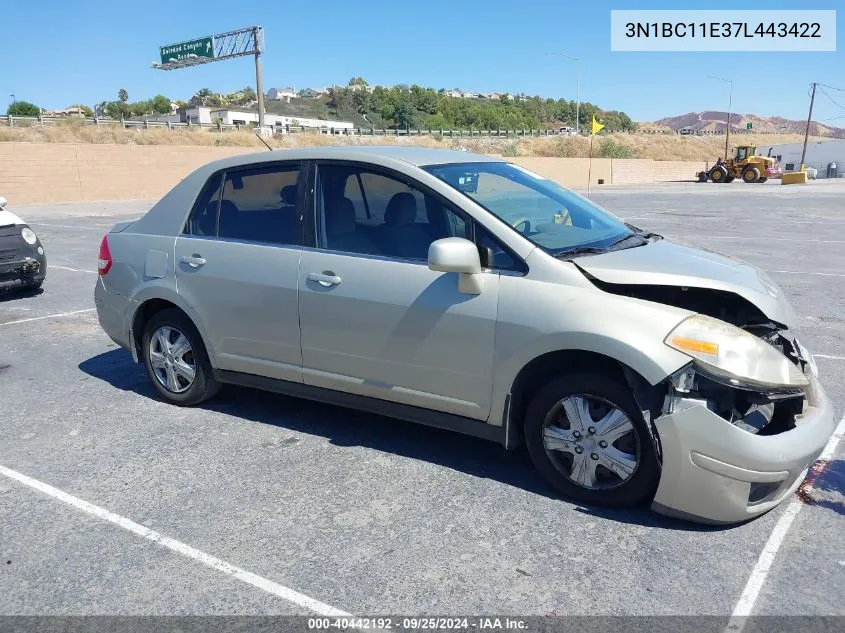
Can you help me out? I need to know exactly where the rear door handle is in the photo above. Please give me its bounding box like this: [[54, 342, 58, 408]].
[[308, 272, 342, 287], [181, 254, 206, 268]]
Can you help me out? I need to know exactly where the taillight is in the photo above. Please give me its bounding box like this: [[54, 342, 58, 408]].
[[98, 235, 112, 275]]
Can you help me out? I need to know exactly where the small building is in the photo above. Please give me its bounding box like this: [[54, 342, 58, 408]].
[[145, 106, 354, 132], [485, 92, 501, 100], [461, 92, 479, 99], [756, 139, 845, 178], [445, 90, 462, 99], [299, 88, 326, 99], [266, 87, 296, 101]]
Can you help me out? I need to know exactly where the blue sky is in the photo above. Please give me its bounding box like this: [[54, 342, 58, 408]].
[[1, 1, 842, 123]]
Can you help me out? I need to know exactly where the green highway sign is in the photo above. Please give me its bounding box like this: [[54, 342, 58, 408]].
[[160, 36, 215, 64], [746, 122, 752, 130]]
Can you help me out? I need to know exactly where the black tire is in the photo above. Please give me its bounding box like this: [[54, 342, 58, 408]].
[[758, 177, 768, 183], [524, 373, 660, 508], [142, 308, 220, 406], [709, 165, 728, 183], [742, 166, 760, 183], [697, 171, 708, 183], [725, 176, 735, 183]]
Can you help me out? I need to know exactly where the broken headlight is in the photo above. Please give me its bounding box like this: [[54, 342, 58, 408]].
[[665, 314, 809, 391]]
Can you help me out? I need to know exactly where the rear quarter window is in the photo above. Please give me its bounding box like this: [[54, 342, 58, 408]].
[[184, 173, 223, 236]]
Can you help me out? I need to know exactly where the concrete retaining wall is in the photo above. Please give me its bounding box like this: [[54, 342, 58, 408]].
[[0, 143, 707, 204]]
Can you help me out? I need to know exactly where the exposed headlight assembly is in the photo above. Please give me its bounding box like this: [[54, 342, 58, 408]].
[[665, 314, 809, 391], [21, 227, 38, 245]]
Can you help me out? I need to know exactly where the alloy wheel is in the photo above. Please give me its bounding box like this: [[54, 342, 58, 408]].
[[542, 395, 641, 490], [148, 326, 196, 394]]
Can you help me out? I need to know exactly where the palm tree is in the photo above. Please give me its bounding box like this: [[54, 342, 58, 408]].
[[118, 89, 128, 103]]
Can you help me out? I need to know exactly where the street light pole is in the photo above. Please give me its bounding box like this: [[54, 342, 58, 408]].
[[10, 94, 15, 105], [253, 26, 265, 129], [546, 52, 580, 134], [708, 76, 733, 160]]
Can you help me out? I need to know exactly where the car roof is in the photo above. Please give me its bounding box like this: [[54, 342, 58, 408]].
[[202, 145, 501, 172]]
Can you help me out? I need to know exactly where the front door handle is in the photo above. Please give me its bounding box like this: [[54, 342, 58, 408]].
[[308, 271, 342, 287], [181, 254, 206, 268]]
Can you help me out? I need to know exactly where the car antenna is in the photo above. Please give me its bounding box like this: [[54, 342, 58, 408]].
[[254, 129, 274, 152]]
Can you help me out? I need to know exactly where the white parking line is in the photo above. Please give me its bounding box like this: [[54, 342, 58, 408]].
[[771, 270, 845, 278], [30, 222, 107, 231], [627, 216, 845, 225], [0, 464, 350, 616], [727, 414, 845, 632], [50, 265, 98, 274], [814, 354, 845, 361], [0, 308, 95, 326], [665, 234, 845, 243]]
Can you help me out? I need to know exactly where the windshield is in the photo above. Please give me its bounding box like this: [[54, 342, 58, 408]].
[[423, 161, 635, 256]]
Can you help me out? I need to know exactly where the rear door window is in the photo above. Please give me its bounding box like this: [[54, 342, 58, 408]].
[[217, 164, 302, 245]]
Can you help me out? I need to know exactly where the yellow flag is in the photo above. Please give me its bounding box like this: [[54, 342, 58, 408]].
[[591, 115, 604, 136]]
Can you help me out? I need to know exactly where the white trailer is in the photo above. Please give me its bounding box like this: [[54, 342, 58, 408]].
[[756, 139, 845, 178]]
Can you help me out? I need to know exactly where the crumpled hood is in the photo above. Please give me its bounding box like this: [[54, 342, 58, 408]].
[[575, 240, 797, 327]]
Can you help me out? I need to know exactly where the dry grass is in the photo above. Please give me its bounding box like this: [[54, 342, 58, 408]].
[[0, 119, 818, 162]]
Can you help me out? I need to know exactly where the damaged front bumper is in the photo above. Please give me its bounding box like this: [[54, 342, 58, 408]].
[[651, 374, 834, 524], [0, 230, 46, 291], [0, 255, 45, 290]]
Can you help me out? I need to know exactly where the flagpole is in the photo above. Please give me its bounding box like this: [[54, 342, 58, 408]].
[[587, 135, 593, 198]]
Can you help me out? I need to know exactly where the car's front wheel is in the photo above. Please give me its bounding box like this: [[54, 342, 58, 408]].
[[524, 373, 660, 508], [142, 309, 220, 406]]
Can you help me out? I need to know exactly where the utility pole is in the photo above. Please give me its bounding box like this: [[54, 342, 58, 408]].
[[800, 83, 817, 171], [546, 52, 580, 134], [253, 26, 266, 129], [725, 80, 733, 160], [9, 94, 15, 105]]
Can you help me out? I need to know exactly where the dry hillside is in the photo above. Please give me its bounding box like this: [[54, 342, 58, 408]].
[[656, 111, 844, 138], [0, 119, 815, 162]]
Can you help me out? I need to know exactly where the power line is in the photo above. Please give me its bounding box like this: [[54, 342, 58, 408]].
[[817, 86, 845, 113], [816, 83, 845, 92]]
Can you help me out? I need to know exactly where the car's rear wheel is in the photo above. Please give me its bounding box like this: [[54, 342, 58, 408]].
[[524, 373, 660, 508], [142, 309, 220, 406]]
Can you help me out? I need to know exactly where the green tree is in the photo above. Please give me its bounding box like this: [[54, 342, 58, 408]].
[[118, 89, 128, 103], [348, 76, 368, 87], [151, 94, 171, 114], [7, 101, 40, 116], [393, 96, 415, 128], [128, 100, 152, 117], [104, 101, 125, 119]]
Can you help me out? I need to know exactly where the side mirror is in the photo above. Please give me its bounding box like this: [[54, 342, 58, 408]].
[[428, 237, 485, 295], [0, 197, 6, 209]]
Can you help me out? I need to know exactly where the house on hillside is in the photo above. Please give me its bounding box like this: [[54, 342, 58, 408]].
[[267, 87, 296, 101], [445, 90, 462, 98], [461, 92, 479, 99], [485, 92, 501, 100], [299, 88, 326, 99]]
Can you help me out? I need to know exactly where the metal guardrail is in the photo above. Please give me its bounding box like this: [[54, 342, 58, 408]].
[[0, 114, 806, 137]]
